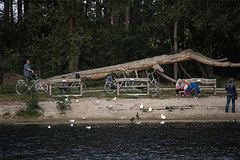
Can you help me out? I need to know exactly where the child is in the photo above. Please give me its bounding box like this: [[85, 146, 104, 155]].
[[184, 80, 189, 96]]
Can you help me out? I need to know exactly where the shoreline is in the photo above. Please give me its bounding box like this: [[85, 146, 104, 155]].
[[0, 96, 239, 124]]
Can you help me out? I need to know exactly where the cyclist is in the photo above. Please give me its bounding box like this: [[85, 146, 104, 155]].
[[24, 59, 35, 83]]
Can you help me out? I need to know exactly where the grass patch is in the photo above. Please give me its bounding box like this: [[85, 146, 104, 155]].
[[17, 108, 42, 118], [56, 97, 71, 113]]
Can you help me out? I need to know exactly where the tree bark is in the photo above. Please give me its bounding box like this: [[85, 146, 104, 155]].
[[18, 0, 22, 22], [173, 21, 178, 80], [125, 5, 130, 32], [4, 0, 9, 23], [47, 49, 240, 82]]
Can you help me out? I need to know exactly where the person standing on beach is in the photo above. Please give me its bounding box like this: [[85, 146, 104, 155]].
[[24, 59, 34, 82], [225, 78, 237, 113]]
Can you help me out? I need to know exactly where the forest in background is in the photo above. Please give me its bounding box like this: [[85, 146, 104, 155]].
[[1, 0, 240, 83]]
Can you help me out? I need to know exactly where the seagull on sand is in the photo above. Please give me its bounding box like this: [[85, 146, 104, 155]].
[[112, 97, 117, 101], [76, 99, 79, 102], [148, 107, 152, 112], [107, 105, 113, 109], [81, 117, 86, 120], [161, 114, 166, 120], [140, 103, 144, 110], [94, 100, 100, 105], [121, 117, 124, 120], [69, 119, 75, 123]]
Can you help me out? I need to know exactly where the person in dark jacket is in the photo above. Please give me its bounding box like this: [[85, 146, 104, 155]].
[[184, 81, 201, 99], [225, 78, 237, 113]]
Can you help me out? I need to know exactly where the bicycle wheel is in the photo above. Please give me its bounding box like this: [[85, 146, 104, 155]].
[[153, 81, 163, 93], [52, 82, 61, 95], [16, 80, 28, 95], [104, 81, 116, 93], [73, 82, 87, 95], [35, 81, 48, 94]]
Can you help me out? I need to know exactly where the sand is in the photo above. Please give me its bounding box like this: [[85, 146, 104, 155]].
[[0, 96, 239, 124]]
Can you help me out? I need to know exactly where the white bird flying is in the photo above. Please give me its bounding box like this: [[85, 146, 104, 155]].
[[161, 114, 166, 120], [140, 103, 144, 110]]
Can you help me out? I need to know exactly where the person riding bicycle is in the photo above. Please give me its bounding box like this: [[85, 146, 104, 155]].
[[24, 59, 35, 83]]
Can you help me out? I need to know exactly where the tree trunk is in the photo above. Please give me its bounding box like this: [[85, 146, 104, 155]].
[[18, 0, 22, 22], [47, 49, 240, 82], [125, 5, 130, 32], [4, 0, 9, 23], [173, 21, 178, 80], [10, 0, 13, 23]]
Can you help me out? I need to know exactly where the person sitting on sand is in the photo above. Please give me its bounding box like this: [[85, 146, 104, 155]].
[[176, 79, 184, 96], [184, 80, 200, 99]]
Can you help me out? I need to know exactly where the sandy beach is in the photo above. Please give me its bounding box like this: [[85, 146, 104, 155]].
[[0, 95, 239, 124]]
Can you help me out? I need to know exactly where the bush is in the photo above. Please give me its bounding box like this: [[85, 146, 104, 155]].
[[56, 97, 71, 112]]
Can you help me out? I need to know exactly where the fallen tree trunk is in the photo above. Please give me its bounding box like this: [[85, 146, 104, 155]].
[[47, 49, 240, 82]]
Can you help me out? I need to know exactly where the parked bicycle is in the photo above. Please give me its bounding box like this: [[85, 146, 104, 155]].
[[16, 71, 48, 95], [53, 74, 87, 95], [147, 70, 163, 93], [104, 73, 135, 94]]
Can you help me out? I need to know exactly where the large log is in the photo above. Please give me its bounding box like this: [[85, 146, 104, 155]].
[[47, 49, 240, 81]]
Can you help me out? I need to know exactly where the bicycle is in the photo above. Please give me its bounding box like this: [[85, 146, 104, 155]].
[[104, 73, 135, 94], [53, 75, 87, 95], [147, 70, 163, 93], [16, 71, 48, 95]]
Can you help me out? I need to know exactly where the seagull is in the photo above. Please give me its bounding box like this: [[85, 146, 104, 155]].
[[134, 121, 141, 125], [161, 114, 166, 119], [113, 121, 116, 124], [148, 107, 152, 112], [160, 121, 165, 124], [140, 103, 144, 110], [136, 112, 139, 119], [112, 97, 117, 101], [95, 100, 100, 105], [76, 99, 79, 102], [99, 94, 105, 98], [48, 125, 51, 129], [70, 124, 74, 127], [130, 117, 134, 122], [65, 98, 68, 102], [107, 105, 113, 109], [121, 117, 124, 120], [69, 119, 75, 123], [81, 117, 86, 120], [86, 126, 91, 129]]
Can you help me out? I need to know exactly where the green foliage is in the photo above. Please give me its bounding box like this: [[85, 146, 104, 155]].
[[0, 0, 240, 79], [17, 108, 42, 118], [56, 97, 71, 112]]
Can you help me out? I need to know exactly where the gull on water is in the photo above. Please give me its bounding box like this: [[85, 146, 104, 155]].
[[48, 125, 51, 129], [134, 121, 141, 125], [140, 103, 144, 110], [86, 126, 91, 129], [160, 121, 165, 124], [70, 124, 74, 127], [161, 114, 166, 119]]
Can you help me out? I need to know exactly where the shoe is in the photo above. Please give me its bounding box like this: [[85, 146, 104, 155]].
[[225, 111, 228, 113]]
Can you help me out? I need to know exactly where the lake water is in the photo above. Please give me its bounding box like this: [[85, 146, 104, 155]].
[[1, 122, 239, 159]]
